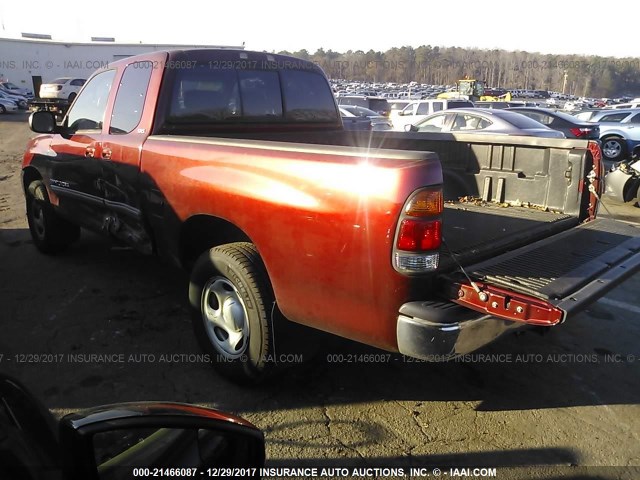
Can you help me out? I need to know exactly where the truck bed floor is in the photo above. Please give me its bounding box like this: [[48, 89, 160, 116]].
[[441, 201, 577, 267]]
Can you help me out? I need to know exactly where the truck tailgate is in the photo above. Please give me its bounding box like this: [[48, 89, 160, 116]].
[[442, 218, 640, 325]]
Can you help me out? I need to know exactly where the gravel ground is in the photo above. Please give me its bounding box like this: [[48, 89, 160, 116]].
[[0, 112, 639, 479]]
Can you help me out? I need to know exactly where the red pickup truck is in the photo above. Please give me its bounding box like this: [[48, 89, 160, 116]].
[[23, 49, 640, 383]]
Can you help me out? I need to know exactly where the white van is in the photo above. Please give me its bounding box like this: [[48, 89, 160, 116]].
[[392, 99, 475, 131]]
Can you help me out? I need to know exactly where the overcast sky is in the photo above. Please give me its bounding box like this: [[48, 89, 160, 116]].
[[1, 0, 638, 58]]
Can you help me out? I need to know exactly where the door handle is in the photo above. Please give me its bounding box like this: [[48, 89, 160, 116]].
[[102, 148, 112, 160], [85, 147, 95, 158]]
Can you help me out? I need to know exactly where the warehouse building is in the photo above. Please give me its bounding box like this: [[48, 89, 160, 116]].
[[0, 34, 243, 96]]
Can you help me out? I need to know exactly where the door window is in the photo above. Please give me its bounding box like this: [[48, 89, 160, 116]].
[[66, 70, 116, 132]]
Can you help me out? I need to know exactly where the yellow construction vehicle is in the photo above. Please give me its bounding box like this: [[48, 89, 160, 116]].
[[438, 78, 511, 102]]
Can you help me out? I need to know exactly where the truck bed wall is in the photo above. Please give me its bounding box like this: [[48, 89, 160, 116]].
[[214, 130, 593, 218]]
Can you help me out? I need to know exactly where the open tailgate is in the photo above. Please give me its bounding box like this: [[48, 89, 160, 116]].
[[441, 218, 640, 325]]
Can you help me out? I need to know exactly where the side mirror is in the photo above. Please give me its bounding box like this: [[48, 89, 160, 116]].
[[404, 124, 418, 132], [29, 111, 58, 133], [59, 403, 265, 480]]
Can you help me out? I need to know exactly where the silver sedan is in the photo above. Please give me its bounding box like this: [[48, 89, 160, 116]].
[[407, 108, 566, 138]]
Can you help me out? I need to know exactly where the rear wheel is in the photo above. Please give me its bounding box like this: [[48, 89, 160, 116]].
[[189, 242, 276, 384], [602, 137, 627, 161], [26, 181, 80, 254], [68, 93, 76, 102], [0, 105, 5, 114]]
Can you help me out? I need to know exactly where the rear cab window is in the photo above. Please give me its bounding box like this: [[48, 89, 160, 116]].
[[158, 51, 340, 133]]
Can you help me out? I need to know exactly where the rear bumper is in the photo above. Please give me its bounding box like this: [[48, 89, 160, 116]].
[[396, 301, 525, 360]]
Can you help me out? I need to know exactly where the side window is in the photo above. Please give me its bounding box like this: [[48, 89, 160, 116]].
[[599, 113, 628, 123], [402, 103, 417, 116], [416, 102, 431, 115], [451, 114, 491, 131], [520, 111, 549, 125], [416, 114, 448, 132], [432, 101, 444, 112], [110, 62, 153, 134], [70, 79, 85, 86], [66, 70, 116, 132], [629, 113, 640, 124]]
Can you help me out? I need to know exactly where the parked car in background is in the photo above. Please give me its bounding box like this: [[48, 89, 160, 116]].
[[339, 106, 372, 130], [392, 99, 474, 130], [0, 81, 33, 97], [507, 107, 600, 139], [407, 108, 565, 138], [339, 105, 393, 130], [0, 89, 28, 109], [603, 101, 640, 110], [39, 77, 86, 101], [586, 109, 640, 161], [336, 95, 390, 116], [0, 97, 18, 113]]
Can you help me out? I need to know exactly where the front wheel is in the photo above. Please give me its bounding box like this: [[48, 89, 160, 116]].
[[602, 137, 627, 161], [189, 243, 276, 384], [26, 181, 80, 254]]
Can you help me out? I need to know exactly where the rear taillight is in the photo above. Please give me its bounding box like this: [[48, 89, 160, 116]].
[[56, 85, 63, 91], [397, 219, 441, 250], [393, 188, 443, 274], [570, 127, 593, 138]]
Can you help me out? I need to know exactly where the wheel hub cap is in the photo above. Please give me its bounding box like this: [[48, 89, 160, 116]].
[[201, 277, 249, 359]]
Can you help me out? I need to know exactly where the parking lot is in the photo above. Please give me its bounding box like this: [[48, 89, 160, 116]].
[[1, 111, 639, 479]]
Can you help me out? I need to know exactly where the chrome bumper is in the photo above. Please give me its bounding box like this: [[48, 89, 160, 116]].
[[396, 301, 525, 360]]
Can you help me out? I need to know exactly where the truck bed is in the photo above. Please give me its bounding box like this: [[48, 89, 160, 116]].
[[221, 130, 598, 272]]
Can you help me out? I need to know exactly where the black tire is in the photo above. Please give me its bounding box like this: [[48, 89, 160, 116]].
[[68, 93, 76, 102], [0, 105, 5, 114], [26, 181, 80, 254], [188, 242, 276, 384], [601, 137, 627, 161]]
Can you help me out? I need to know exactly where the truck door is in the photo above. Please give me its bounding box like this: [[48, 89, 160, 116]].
[[100, 61, 155, 253], [48, 69, 116, 232]]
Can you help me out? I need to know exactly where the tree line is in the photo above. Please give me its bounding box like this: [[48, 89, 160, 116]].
[[276, 46, 640, 98]]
